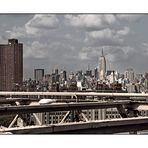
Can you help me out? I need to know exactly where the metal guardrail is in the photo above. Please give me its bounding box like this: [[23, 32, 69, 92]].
[[0, 91, 148, 97]]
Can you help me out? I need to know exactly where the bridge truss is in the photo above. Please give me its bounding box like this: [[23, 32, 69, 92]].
[[0, 92, 148, 134]]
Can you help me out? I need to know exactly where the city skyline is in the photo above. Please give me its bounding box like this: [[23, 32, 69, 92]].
[[0, 14, 148, 78]]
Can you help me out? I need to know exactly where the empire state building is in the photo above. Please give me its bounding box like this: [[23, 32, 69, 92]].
[[99, 49, 106, 81]]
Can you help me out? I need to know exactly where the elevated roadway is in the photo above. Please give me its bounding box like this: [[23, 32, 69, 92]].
[[1, 117, 148, 134], [0, 101, 130, 115]]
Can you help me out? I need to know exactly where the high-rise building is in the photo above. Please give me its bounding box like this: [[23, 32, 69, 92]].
[[124, 68, 135, 83], [76, 70, 83, 81], [144, 73, 148, 91], [0, 39, 23, 91], [85, 64, 92, 77], [106, 70, 115, 83], [99, 49, 106, 81], [54, 68, 58, 75], [60, 70, 67, 82], [34, 69, 44, 82], [145, 73, 148, 79], [94, 68, 98, 80]]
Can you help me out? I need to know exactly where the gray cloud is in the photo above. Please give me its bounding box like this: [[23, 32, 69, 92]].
[[24, 41, 49, 59], [65, 14, 116, 31], [26, 14, 59, 29], [84, 26, 130, 46], [0, 14, 147, 78], [116, 14, 143, 22], [25, 14, 59, 35], [7, 14, 60, 38]]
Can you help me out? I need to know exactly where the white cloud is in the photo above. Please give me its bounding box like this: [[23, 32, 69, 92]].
[[65, 14, 142, 31], [7, 26, 26, 38], [79, 52, 89, 60], [24, 41, 49, 59], [24, 39, 77, 63], [7, 14, 59, 38], [104, 15, 116, 24], [25, 14, 59, 35], [87, 26, 130, 39], [79, 46, 101, 61], [0, 14, 147, 78], [87, 28, 113, 39], [65, 14, 116, 31], [122, 46, 135, 55], [26, 14, 59, 29], [117, 26, 130, 36], [78, 45, 136, 65], [107, 53, 116, 62], [84, 26, 130, 46]]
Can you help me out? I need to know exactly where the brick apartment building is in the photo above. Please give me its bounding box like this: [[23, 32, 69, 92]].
[[0, 39, 23, 91]]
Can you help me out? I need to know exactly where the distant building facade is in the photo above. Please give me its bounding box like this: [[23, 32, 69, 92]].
[[94, 68, 98, 80], [99, 49, 106, 81], [34, 69, 44, 82], [0, 39, 23, 91], [124, 68, 135, 83], [106, 70, 115, 83]]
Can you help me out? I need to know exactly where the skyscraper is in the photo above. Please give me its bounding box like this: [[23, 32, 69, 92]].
[[99, 49, 106, 81], [94, 68, 98, 80], [124, 68, 135, 83], [0, 39, 23, 91], [60, 70, 67, 82], [86, 64, 92, 77], [34, 69, 44, 82]]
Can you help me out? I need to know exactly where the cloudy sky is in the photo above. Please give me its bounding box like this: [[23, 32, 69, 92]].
[[0, 14, 148, 79]]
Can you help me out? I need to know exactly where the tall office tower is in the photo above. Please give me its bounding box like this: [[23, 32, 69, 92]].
[[69, 71, 75, 80], [124, 68, 135, 83], [54, 68, 58, 75], [60, 70, 67, 82], [94, 68, 98, 80], [63, 70, 67, 81], [0, 39, 23, 91], [145, 73, 148, 79], [144, 73, 148, 91], [86, 64, 92, 77], [99, 49, 106, 81], [76, 70, 83, 81], [106, 70, 115, 83], [34, 69, 44, 82]]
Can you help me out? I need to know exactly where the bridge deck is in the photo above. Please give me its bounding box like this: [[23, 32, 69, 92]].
[[0, 101, 130, 115], [1, 117, 148, 134]]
